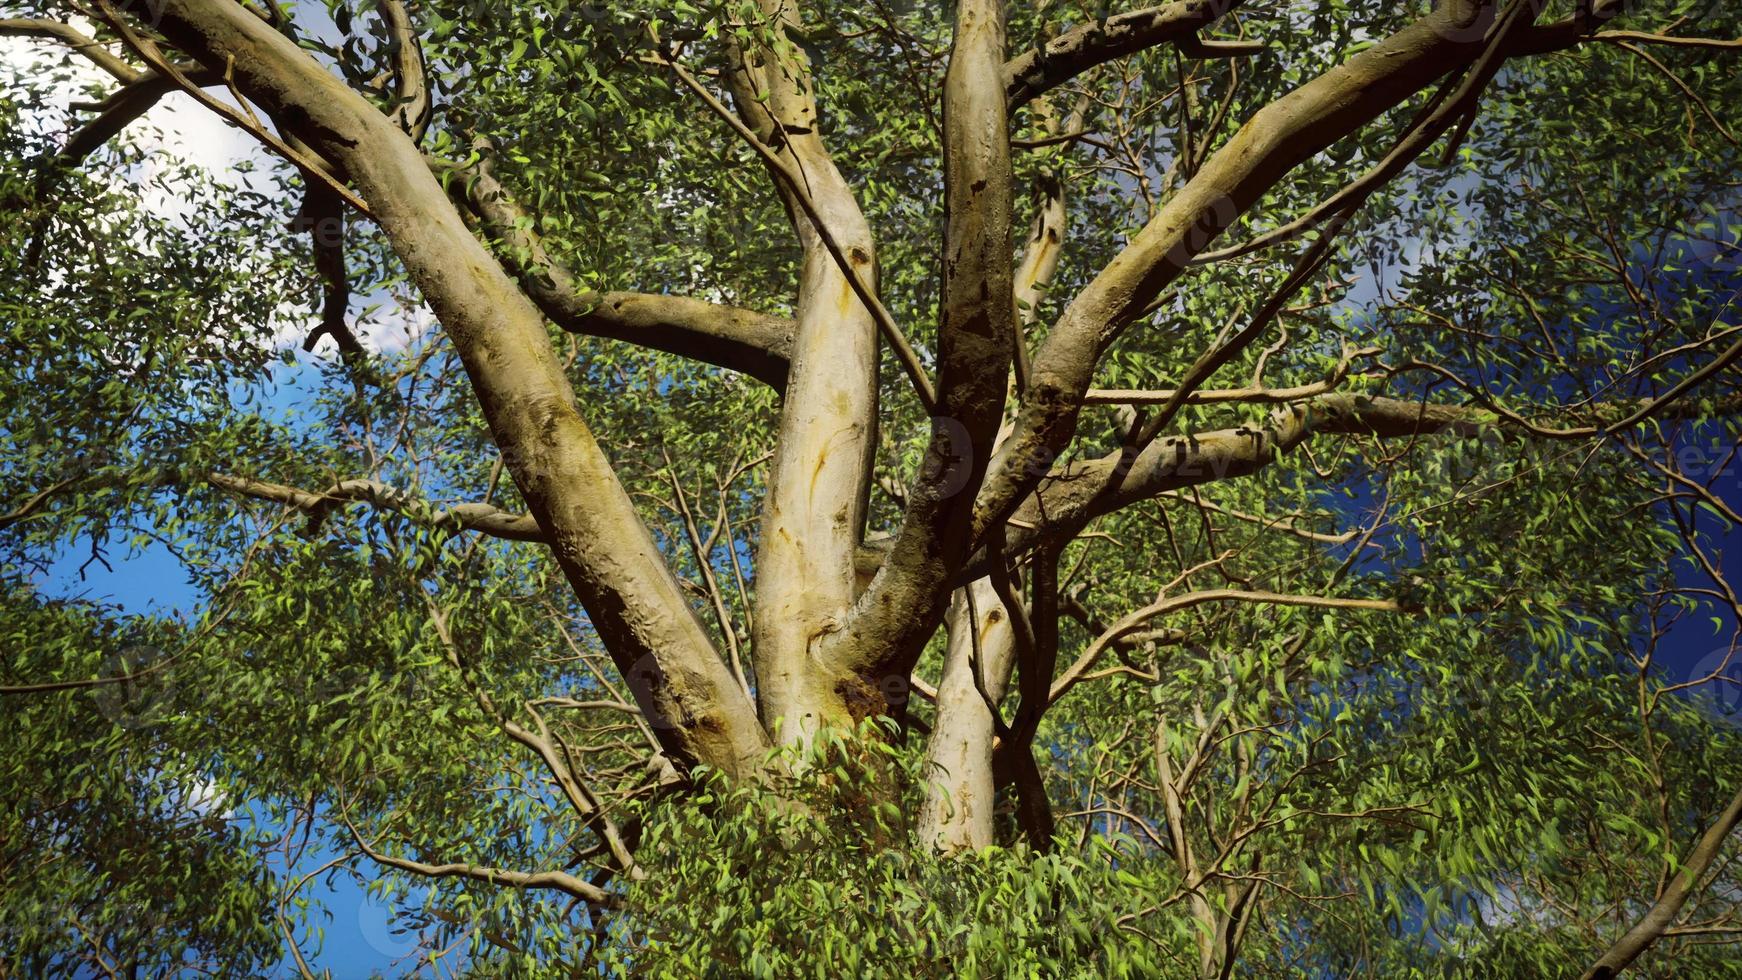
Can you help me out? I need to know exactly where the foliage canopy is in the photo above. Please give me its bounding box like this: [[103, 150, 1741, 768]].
[[3, 0, 1742, 976]]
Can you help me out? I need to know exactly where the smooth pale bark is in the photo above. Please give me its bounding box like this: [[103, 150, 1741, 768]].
[[916, 582, 1017, 852], [1006, 395, 1491, 561], [827, 0, 1016, 688], [827, 2, 1523, 690], [976, 1, 1524, 541], [140, 0, 769, 778], [454, 163, 795, 388], [727, 2, 882, 743], [974, 387, 1742, 573]]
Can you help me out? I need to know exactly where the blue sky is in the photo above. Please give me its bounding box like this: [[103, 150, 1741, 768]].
[[37, 358, 420, 978]]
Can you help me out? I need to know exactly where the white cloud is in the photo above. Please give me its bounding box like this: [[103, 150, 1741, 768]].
[[5, 25, 436, 361], [2, 20, 268, 219]]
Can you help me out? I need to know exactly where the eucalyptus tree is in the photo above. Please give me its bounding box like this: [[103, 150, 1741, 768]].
[[4, 0, 1742, 975]]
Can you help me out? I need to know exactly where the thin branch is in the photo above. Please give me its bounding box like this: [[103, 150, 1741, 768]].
[[344, 815, 616, 906], [1613, 40, 1738, 146], [1583, 29, 1742, 52], [1087, 347, 1380, 407], [1051, 590, 1411, 705], [1193, 0, 1534, 265], [0, 18, 140, 82], [206, 471, 545, 541]]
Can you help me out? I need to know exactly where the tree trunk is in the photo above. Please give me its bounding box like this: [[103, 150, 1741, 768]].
[[723, 2, 883, 748], [916, 581, 1018, 851]]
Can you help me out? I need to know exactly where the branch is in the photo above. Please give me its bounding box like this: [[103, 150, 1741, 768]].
[[659, 50, 936, 410], [1145, 490, 1369, 552], [1004, 2, 1261, 110], [57, 68, 219, 165], [976, 1, 1530, 551], [831, 0, 1016, 679], [0, 19, 141, 83], [1510, 16, 1742, 57], [0, 652, 183, 695], [91, 0, 374, 218], [1585, 29, 1742, 51], [1391, 329, 1742, 439], [425, 606, 642, 878], [346, 819, 616, 906], [1011, 91, 1086, 390], [1083, 346, 1379, 405], [707, 2, 909, 739], [1611, 39, 1738, 146], [377, 0, 430, 140], [990, 385, 1742, 572], [1051, 589, 1411, 705], [1194, 0, 1536, 266], [127, 0, 770, 778], [206, 471, 545, 541], [0, 476, 79, 532], [1582, 783, 1742, 979], [450, 157, 794, 388], [291, 181, 368, 363]]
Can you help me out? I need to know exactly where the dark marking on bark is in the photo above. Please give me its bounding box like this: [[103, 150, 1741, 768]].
[[837, 672, 890, 724]]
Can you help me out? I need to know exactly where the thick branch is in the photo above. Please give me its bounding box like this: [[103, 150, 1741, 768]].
[[916, 582, 1020, 852], [141, 0, 768, 777], [977, 1, 1561, 549], [57, 68, 218, 166], [1004, 2, 1260, 109], [990, 386, 1742, 573], [718, 1, 885, 741], [378, 0, 430, 140], [833, 0, 1016, 680], [454, 160, 794, 388]]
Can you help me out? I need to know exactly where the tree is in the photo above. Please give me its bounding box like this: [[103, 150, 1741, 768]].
[[3, 0, 1742, 974]]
